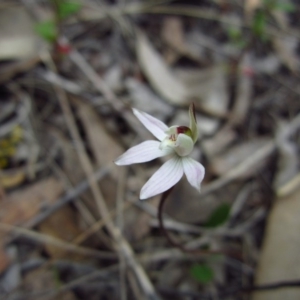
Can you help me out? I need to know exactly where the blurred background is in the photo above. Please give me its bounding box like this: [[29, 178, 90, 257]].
[[0, 0, 300, 299]]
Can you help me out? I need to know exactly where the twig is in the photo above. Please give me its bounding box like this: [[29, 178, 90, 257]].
[[244, 280, 300, 292], [23, 166, 110, 228], [42, 265, 118, 300], [116, 168, 127, 300], [200, 111, 300, 196], [277, 172, 300, 198], [49, 159, 113, 249], [52, 51, 161, 299], [66, 39, 155, 141], [0, 223, 116, 260], [0, 94, 30, 139]]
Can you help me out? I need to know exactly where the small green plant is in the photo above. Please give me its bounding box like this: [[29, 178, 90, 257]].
[[252, 9, 268, 40], [57, 0, 81, 19], [35, 0, 81, 43], [251, 0, 295, 40], [227, 27, 248, 49], [204, 203, 231, 228], [35, 20, 57, 43], [190, 263, 214, 284]]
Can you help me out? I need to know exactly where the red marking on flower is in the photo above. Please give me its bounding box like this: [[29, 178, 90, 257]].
[[57, 43, 72, 55], [177, 126, 189, 134], [242, 67, 255, 77]]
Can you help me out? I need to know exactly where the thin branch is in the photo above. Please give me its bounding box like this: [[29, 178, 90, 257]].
[[0, 223, 116, 260], [23, 166, 110, 228], [50, 50, 161, 299]]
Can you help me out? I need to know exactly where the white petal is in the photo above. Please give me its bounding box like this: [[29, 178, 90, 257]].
[[115, 140, 173, 166], [174, 134, 194, 157], [182, 157, 205, 191], [132, 108, 168, 141], [140, 156, 183, 199]]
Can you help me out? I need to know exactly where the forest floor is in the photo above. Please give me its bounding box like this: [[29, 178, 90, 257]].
[[0, 1, 300, 299]]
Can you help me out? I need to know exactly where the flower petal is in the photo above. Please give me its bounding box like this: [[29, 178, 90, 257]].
[[140, 156, 183, 199], [174, 134, 194, 157], [132, 108, 168, 141], [182, 157, 205, 191], [115, 140, 173, 166], [189, 103, 198, 143]]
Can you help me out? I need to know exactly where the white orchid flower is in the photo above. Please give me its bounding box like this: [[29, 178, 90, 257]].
[[115, 104, 205, 200]]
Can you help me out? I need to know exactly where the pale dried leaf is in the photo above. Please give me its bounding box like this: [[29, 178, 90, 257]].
[[75, 99, 123, 209], [103, 65, 123, 92], [252, 54, 280, 74], [229, 54, 253, 125], [272, 9, 290, 31], [0, 177, 63, 225], [0, 178, 63, 273], [203, 126, 237, 158], [161, 17, 185, 52], [211, 138, 272, 177], [75, 99, 123, 180], [273, 35, 300, 73], [244, 0, 262, 22], [253, 187, 300, 300], [38, 207, 83, 260], [277, 173, 300, 198], [125, 78, 171, 120], [136, 32, 189, 105], [273, 122, 298, 191], [161, 17, 186, 63], [0, 6, 45, 60], [176, 66, 229, 116]]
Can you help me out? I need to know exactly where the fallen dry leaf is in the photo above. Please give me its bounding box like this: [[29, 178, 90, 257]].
[[76, 99, 154, 241], [125, 78, 171, 120], [0, 177, 63, 273], [176, 66, 229, 118], [75, 99, 122, 181], [136, 32, 190, 105], [273, 121, 298, 191], [161, 17, 185, 63], [202, 126, 237, 158], [75, 98, 123, 208], [0, 177, 63, 225], [229, 53, 253, 126], [253, 186, 300, 300], [0, 6, 44, 60], [161, 17, 184, 51], [210, 138, 272, 177], [38, 206, 84, 260], [273, 35, 300, 74]]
